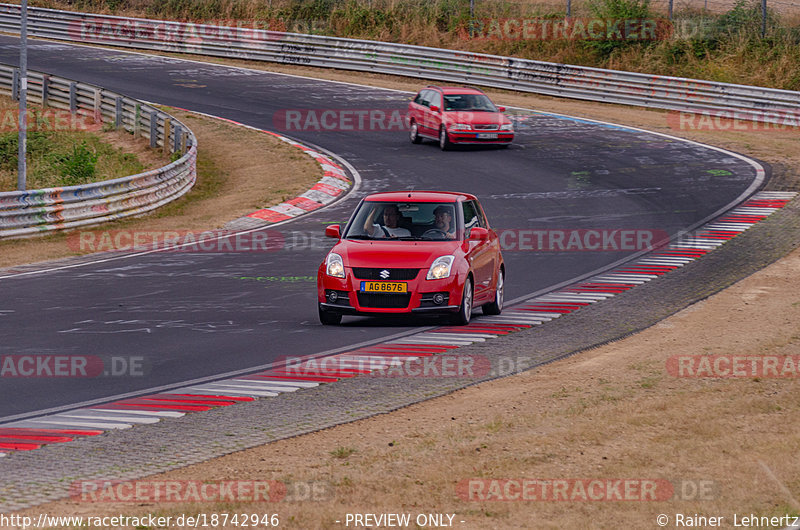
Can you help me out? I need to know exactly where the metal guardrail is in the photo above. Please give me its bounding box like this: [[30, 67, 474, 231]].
[[0, 3, 797, 125], [0, 64, 196, 239]]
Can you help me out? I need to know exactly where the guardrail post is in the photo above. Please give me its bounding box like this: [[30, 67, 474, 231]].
[[149, 111, 158, 148], [115, 97, 123, 129], [12, 69, 19, 100], [134, 103, 141, 137], [41, 75, 49, 107], [181, 131, 188, 154], [163, 118, 171, 154], [93, 89, 102, 127], [173, 124, 182, 153], [69, 82, 77, 113]]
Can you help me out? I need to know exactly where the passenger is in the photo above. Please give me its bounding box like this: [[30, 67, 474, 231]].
[[433, 205, 456, 239], [364, 204, 411, 238]]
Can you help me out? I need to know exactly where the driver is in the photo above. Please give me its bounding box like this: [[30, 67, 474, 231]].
[[433, 205, 456, 239], [364, 204, 411, 238]]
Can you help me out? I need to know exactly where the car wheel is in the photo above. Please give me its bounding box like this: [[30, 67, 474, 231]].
[[483, 268, 504, 315], [439, 126, 451, 151], [409, 121, 422, 144], [319, 305, 342, 325], [451, 278, 473, 325]]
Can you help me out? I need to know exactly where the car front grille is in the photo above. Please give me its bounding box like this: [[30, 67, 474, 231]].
[[473, 124, 499, 130], [356, 292, 412, 309], [352, 268, 420, 280]]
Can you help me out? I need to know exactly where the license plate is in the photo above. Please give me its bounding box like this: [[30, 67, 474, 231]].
[[477, 133, 498, 139], [360, 281, 407, 293]]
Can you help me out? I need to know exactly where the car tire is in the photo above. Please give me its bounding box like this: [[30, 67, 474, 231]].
[[318, 305, 342, 325], [439, 126, 451, 151], [451, 278, 473, 325], [482, 268, 504, 315], [409, 121, 422, 144]]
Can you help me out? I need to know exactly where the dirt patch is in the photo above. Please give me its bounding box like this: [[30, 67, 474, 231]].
[[0, 107, 321, 268]]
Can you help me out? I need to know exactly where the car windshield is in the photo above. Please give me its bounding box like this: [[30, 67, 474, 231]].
[[443, 94, 497, 112], [343, 201, 462, 241]]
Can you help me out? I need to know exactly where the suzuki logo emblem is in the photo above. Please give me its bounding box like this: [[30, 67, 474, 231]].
[[380, 269, 390, 279]]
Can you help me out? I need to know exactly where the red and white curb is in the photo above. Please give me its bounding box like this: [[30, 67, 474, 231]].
[[163, 107, 354, 232], [226, 132, 352, 229], [0, 190, 795, 457]]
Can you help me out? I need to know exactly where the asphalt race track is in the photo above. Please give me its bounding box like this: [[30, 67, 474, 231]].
[[0, 36, 764, 420]]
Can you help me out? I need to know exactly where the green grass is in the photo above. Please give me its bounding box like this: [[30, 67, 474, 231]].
[[329, 446, 357, 459], [0, 115, 150, 191]]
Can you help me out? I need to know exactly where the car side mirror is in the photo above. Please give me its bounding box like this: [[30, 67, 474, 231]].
[[469, 227, 489, 241], [325, 224, 341, 239], [497, 106, 506, 112], [430, 105, 440, 113]]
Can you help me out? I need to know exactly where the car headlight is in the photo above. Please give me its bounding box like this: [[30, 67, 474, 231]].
[[449, 123, 471, 131], [499, 124, 514, 131], [326, 252, 345, 278], [427, 255, 455, 280]]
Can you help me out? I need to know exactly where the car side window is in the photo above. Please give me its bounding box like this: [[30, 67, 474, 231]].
[[475, 201, 489, 228], [414, 90, 429, 107], [429, 91, 442, 110], [462, 201, 484, 235]]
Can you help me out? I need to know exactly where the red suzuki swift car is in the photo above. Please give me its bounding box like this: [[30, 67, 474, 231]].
[[317, 191, 505, 325], [407, 86, 514, 149]]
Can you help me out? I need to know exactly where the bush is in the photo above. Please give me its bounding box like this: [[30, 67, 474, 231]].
[[584, 0, 654, 58], [0, 134, 17, 171], [55, 141, 99, 186]]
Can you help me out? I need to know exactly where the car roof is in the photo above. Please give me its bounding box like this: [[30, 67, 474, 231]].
[[363, 191, 477, 203], [438, 87, 485, 95]]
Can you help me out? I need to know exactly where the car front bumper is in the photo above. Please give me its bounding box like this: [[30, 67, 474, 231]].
[[449, 131, 513, 144], [317, 269, 465, 315]]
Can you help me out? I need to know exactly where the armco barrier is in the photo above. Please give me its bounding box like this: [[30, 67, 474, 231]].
[[0, 4, 798, 125], [0, 64, 196, 239]]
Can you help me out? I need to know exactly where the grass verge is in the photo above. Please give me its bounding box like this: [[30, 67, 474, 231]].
[[0, 95, 162, 191]]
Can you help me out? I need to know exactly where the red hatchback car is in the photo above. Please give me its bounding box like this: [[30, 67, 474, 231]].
[[407, 86, 514, 149], [317, 191, 505, 325]]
